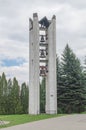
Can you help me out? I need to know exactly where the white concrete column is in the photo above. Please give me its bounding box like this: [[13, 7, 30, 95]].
[[46, 15, 57, 114], [29, 13, 40, 115]]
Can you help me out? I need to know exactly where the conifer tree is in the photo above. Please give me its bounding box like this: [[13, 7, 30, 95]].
[[0, 75, 2, 114], [0, 73, 7, 114], [11, 77, 21, 114], [58, 44, 86, 113], [40, 78, 46, 113], [20, 82, 29, 114], [6, 79, 13, 114]]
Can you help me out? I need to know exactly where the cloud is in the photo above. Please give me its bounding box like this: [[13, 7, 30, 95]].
[[0, 0, 86, 84], [0, 62, 29, 85], [44, 0, 86, 9], [0, 39, 29, 60]]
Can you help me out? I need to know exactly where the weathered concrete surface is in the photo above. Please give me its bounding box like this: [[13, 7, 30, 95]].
[[46, 15, 57, 114], [1, 114, 86, 130], [29, 13, 40, 115]]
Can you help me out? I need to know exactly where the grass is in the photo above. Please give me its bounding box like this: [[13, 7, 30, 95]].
[[81, 111, 86, 114], [0, 114, 65, 128]]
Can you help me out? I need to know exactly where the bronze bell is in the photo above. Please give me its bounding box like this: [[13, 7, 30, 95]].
[[40, 35, 45, 42]]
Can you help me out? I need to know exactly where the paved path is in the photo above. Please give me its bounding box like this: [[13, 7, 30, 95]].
[[1, 114, 86, 130]]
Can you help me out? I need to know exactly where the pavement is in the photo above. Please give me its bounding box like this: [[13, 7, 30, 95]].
[[1, 114, 86, 130]]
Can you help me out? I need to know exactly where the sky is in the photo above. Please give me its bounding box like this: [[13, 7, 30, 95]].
[[0, 0, 86, 84]]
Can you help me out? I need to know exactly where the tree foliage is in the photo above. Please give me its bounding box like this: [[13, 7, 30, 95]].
[[20, 82, 29, 114], [57, 44, 86, 113], [0, 44, 86, 115], [40, 78, 46, 113], [0, 73, 28, 114]]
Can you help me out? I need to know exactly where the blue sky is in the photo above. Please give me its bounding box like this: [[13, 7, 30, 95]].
[[0, 0, 86, 84], [2, 58, 26, 67]]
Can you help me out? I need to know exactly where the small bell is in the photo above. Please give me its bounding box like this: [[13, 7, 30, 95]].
[[40, 66, 46, 76], [40, 24, 45, 30], [46, 65, 48, 73], [40, 35, 45, 42], [46, 49, 48, 55], [46, 34, 48, 40], [40, 49, 46, 58]]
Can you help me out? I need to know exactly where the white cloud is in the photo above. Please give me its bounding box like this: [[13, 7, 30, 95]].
[[0, 62, 29, 85], [0, 0, 86, 84], [0, 39, 29, 60]]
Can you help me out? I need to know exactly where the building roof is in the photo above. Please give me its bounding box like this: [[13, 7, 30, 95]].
[[39, 16, 50, 28]]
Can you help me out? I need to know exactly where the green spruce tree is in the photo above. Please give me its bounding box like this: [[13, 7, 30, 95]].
[[40, 78, 46, 113], [58, 44, 86, 113], [20, 82, 29, 114], [0, 73, 7, 114], [11, 77, 21, 114], [6, 79, 13, 114]]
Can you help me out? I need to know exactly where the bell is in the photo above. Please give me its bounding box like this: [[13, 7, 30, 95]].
[[46, 65, 48, 73], [40, 35, 45, 42], [46, 34, 48, 40], [46, 68, 48, 73], [40, 24, 45, 30], [40, 66, 46, 76], [40, 49, 46, 58], [45, 47, 48, 55], [40, 69, 43, 75], [46, 49, 48, 55]]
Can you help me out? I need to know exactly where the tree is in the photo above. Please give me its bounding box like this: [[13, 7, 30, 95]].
[[82, 56, 86, 111], [56, 56, 63, 113], [40, 78, 46, 113], [57, 44, 86, 113], [0, 73, 7, 114], [20, 82, 29, 114], [0, 72, 29, 114], [5, 79, 13, 114], [10, 77, 21, 114], [0, 75, 2, 114]]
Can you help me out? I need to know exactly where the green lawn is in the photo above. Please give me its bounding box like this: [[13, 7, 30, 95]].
[[0, 114, 64, 128], [81, 111, 86, 114]]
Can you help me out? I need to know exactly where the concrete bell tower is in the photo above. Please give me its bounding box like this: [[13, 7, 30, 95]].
[[29, 13, 57, 115]]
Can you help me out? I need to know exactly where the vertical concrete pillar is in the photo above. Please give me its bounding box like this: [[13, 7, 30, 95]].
[[29, 13, 57, 115], [29, 13, 40, 114], [46, 15, 57, 114]]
